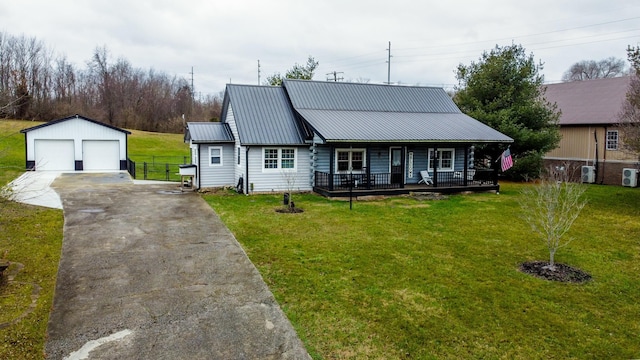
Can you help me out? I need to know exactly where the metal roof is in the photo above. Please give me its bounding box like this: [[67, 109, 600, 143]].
[[544, 76, 630, 125], [186, 122, 234, 143], [283, 79, 461, 112], [20, 114, 131, 134], [223, 84, 307, 145], [298, 110, 513, 143], [283, 80, 512, 143]]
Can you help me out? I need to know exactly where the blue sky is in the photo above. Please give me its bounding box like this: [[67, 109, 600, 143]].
[[1, 0, 639, 97]]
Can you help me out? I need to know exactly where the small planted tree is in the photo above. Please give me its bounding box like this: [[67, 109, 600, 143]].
[[278, 169, 302, 213], [520, 166, 588, 271]]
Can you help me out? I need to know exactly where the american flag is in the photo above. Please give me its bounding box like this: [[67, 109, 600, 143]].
[[501, 148, 513, 172]]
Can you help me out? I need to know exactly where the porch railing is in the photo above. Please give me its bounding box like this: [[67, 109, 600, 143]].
[[314, 171, 402, 191], [314, 169, 496, 191]]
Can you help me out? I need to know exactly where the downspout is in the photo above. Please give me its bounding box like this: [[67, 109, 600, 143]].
[[601, 126, 607, 184], [245, 146, 250, 195]]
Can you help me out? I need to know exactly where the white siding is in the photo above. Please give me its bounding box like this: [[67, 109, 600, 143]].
[[225, 105, 247, 185], [247, 146, 312, 193], [197, 143, 235, 188], [25, 118, 127, 163]]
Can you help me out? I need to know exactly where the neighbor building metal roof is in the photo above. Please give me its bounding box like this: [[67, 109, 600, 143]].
[[283, 80, 512, 143], [224, 84, 307, 145], [186, 122, 234, 143], [544, 76, 630, 126]]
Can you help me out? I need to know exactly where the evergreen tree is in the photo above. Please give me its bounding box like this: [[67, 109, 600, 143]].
[[454, 44, 561, 180]]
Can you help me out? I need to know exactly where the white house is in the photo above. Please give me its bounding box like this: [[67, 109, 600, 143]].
[[185, 80, 512, 196], [21, 114, 130, 171]]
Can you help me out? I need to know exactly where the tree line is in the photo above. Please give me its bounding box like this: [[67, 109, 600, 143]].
[[0, 32, 221, 133]]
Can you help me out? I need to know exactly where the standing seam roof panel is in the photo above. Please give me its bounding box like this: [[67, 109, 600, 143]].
[[283, 79, 460, 113], [227, 84, 306, 145]]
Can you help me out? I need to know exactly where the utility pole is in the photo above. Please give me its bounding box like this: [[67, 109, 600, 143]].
[[386, 41, 392, 85], [189, 66, 195, 100], [257, 60, 261, 85], [326, 71, 344, 82]]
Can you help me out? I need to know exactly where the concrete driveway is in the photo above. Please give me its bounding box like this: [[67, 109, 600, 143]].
[[44, 173, 309, 359]]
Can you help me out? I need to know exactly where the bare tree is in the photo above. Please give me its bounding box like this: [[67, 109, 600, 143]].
[[562, 57, 627, 82], [617, 46, 640, 159], [519, 165, 588, 270]]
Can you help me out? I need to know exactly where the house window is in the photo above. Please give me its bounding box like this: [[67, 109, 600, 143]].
[[209, 146, 223, 166], [264, 149, 279, 169], [237, 147, 241, 165], [336, 149, 365, 172], [428, 148, 455, 171], [281, 149, 295, 169], [606, 130, 619, 150], [263, 148, 296, 170]]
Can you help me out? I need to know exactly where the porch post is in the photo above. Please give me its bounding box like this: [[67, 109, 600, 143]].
[[463, 144, 469, 187], [433, 145, 438, 187], [400, 146, 405, 189], [493, 150, 499, 186], [366, 145, 371, 190], [329, 144, 335, 191]]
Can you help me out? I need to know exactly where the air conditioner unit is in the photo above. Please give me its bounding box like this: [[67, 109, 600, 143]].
[[581, 166, 596, 183], [622, 168, 638, 187]]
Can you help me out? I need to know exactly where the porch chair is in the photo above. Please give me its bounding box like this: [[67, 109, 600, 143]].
[[453, 169, 476, 181], [418, 170, 433, 185]]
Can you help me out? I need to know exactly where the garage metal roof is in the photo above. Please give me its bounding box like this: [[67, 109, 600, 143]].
[[283, 80, 513, 143], [186, 122, 234, 143], [20, 114, 131, 134], [222, 84, 307, 145]]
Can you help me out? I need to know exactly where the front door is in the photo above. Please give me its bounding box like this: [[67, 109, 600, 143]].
[[390, 147, 403, 184]]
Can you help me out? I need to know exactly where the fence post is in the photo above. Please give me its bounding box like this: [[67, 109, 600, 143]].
[[166, 163, 170, 181], [144, 162, 148, 180]]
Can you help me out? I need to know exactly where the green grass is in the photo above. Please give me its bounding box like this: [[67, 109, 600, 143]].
[[0, 120, 187, 358], [203, 185, 640, 359], [127, 129, 189, 181], [0, 120, 63, 358]]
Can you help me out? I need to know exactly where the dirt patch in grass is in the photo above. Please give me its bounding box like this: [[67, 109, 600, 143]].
[[519, 261, 592, 283]]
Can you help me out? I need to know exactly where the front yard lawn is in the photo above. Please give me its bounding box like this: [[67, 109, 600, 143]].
[[204, 183, 640, 359]]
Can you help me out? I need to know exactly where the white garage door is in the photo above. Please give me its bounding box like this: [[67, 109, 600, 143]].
[[83, 140, 120, 171], [34, 140, 75, 171]]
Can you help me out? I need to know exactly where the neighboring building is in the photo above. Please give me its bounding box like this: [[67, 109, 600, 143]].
[[186, 80, 513, 196], [543, 76, 638, 185], [21, 114, 130, 172]]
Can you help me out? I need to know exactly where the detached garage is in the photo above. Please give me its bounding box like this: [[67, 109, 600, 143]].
[[21, 114, 130, 171]]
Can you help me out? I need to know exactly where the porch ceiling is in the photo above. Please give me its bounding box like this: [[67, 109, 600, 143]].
[[299, 109, 514, 143]]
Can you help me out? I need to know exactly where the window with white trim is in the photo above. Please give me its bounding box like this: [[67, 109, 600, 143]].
[[209, 146, 223, 166], [606, 130, 619, 150], [428, 148, 455, 171], [336, 149, 365, 172], [263, 148, 296, 170]]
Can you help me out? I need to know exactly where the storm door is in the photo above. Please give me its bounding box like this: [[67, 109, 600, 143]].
[[390, 147, 403, 184]]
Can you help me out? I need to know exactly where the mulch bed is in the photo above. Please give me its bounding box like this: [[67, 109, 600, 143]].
[[275, 207, 304, 213], [519, 261, 592, 283]]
